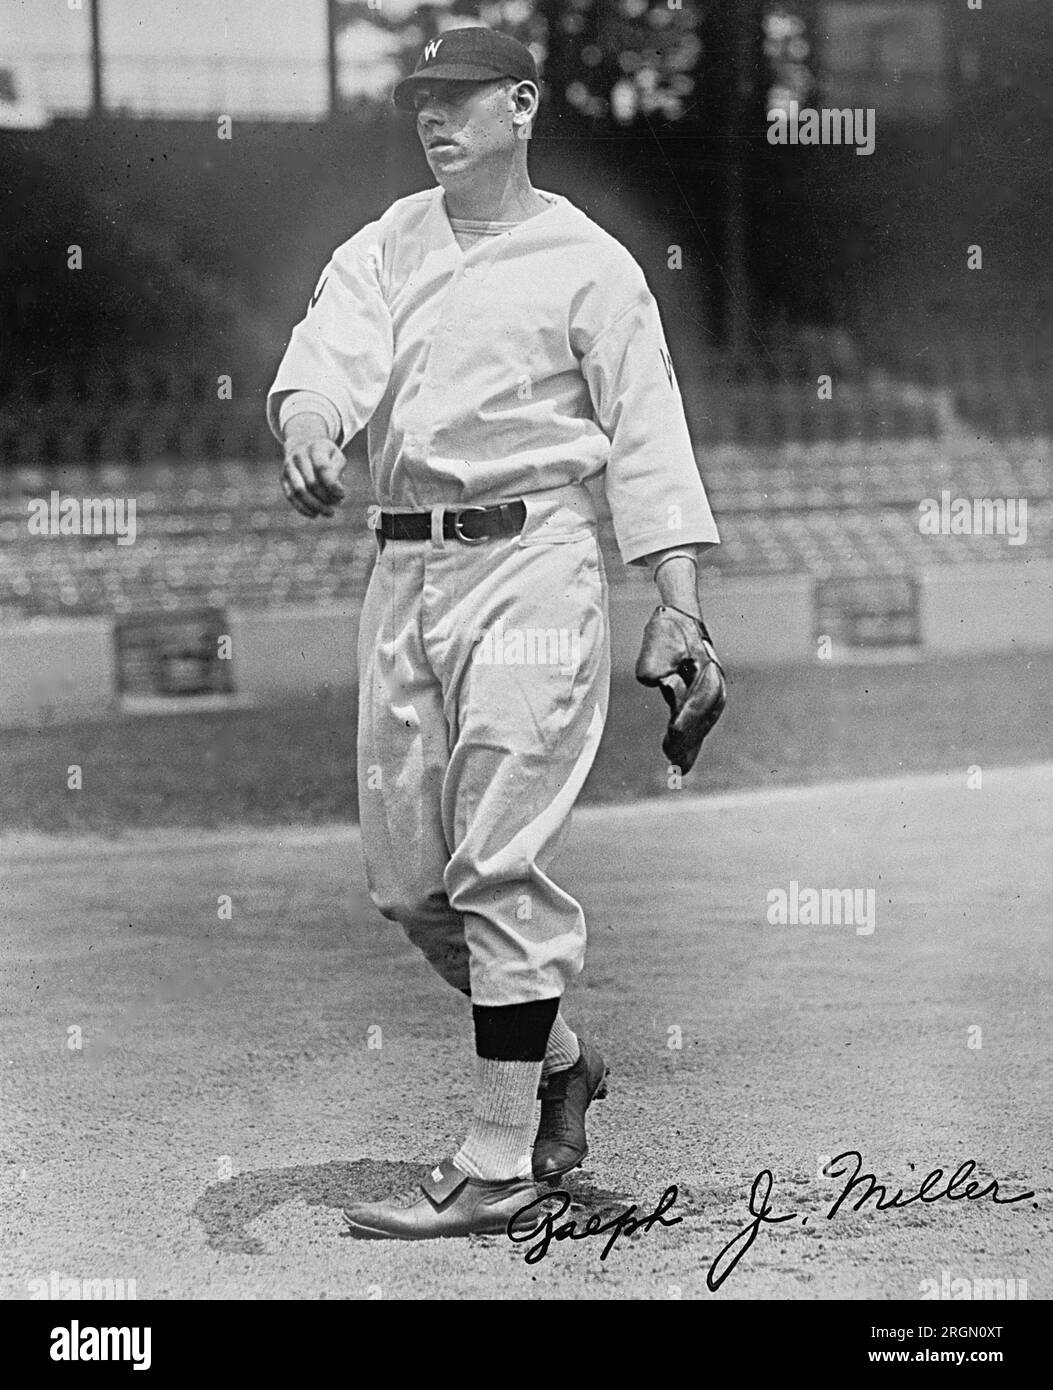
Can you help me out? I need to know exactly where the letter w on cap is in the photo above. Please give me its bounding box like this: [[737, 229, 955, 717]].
[[424, 39, 443, 61]]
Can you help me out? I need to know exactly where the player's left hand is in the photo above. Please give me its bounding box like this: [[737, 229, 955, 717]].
[[635, 605, 726, 775]]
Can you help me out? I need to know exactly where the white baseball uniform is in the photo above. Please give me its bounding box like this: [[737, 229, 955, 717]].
[[268, 186, 719, 1005]]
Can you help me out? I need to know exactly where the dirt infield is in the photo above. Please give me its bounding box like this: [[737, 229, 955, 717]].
[[2, 765, 1050, 1300]]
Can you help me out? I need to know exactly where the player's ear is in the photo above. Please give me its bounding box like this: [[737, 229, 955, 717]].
[[508, 80, 539, 132]]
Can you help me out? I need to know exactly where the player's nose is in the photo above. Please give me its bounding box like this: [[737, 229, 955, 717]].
[[417, 105, 444, 131]]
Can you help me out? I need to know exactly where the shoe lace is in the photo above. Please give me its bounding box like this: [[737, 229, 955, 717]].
[[536, 1100, 567, 1141], [536, 1073, 570, 1139]]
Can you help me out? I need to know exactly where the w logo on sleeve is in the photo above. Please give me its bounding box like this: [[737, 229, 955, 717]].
[[423, 39, 443, 62]]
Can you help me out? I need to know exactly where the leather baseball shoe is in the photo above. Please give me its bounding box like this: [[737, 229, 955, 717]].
[[532, 1036, 610, 1181], [342, 1159, 538, 1240]]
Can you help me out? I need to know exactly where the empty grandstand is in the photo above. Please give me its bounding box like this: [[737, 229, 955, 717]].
[[2, 0, 1050, 716]]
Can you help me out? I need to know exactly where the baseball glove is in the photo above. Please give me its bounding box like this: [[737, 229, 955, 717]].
[[635, 605, 727, 774]]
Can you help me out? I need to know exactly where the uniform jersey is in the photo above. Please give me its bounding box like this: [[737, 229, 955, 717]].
[[267, 186, 719, 566]]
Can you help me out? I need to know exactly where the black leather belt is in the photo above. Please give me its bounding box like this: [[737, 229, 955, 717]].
[[377, 500, 527, 545]]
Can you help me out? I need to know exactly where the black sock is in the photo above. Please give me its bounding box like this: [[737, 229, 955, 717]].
[[472, 998, 560, 1061]]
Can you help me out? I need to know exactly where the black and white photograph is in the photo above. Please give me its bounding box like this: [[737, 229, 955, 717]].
[[1, 0, 1050, 1339]]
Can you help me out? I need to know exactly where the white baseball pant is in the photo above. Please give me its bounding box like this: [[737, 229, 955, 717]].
[[356, 484, 611, 1006]]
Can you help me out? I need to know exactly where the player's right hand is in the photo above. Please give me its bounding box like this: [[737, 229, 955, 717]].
[[280, 439, 348, 519]]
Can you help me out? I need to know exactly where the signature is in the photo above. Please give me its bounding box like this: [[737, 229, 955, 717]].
[[707, 1150, 1036, 1291], [505, 1152, 1036, 1288], [507, 1185, 682, 1263]]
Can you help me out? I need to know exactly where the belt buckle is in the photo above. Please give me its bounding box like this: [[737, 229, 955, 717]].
[[451, 505, 489, 545]]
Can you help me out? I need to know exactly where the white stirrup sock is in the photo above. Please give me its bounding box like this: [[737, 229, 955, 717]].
[[542, 1010, 581, 1078], [453, 1057, 541, 1181]]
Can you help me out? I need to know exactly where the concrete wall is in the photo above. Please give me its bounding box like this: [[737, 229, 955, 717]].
[[0, 619, 116, 726], [232, 580, 816, 698], [226, 603, 359, 699], [3, 564, 1052, 727], [608, 574, 816, 671], [919, 561, 1053, 655]]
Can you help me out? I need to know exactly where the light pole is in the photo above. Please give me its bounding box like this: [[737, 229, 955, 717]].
[[89, 0, 104, 115], [724, 0, 760, 368], [326, 0, 339, 119]]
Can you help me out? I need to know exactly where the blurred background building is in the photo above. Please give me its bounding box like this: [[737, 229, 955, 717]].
[[1, 0, 1050, 707]]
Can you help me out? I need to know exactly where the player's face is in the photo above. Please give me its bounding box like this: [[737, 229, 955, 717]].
[[413, 79, 526, 180]]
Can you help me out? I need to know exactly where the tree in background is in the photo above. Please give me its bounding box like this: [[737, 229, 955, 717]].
[[332, 0, 546, 108], [333, 0, 708, 130]]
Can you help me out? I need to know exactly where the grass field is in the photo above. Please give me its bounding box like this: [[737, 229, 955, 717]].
[[3, 650, 1052, 834]]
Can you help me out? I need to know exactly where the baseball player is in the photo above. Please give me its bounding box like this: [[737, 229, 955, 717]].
[[268, 28, 725, 1240]]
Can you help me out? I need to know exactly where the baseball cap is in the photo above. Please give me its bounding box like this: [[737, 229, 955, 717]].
[[393, 28, 539, 112]]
